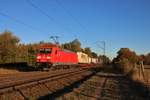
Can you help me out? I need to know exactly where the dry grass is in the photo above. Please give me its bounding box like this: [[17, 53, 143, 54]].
[[130, 67, 150, 88], [0, 68, 20, 75], [145, 69, 150, 83]]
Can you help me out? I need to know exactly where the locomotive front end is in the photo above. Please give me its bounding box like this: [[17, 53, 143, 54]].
[[35, 48, 52, 70]]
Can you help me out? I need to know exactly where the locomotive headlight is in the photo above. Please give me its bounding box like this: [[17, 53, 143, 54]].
[[37, 56, 41, 59], [47, 56, 51, 59]]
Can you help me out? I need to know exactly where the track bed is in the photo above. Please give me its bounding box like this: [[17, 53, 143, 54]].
[[0, 67, 95, 100], [0, 66, 149, 100], [55, 67, 150, 100]]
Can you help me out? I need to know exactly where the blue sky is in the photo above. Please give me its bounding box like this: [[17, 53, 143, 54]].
[[0, 0, 150, 59]]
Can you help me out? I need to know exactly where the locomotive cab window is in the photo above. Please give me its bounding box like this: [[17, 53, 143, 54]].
[[39, 48, 52, 54], [45, 48, 52, 54], [39, 48, 45, 53]]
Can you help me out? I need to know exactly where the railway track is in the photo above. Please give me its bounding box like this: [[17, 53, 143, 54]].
[[0, 66, 149, 100], [55, 70, 150, 100], [0, 67, 95, 100]]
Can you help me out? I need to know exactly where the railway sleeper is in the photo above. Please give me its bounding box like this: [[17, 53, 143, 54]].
[[65, 76, 82, 84], [44, 80, 65, 93], [0, 69, 94, 99], [0, 90, 24, 100], [74, 89, 101, 100], [58, 76, 80, 87], [14, 82, 50, 99], [0, 87, 13, 94]]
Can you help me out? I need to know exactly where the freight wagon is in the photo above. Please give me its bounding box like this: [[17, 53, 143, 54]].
[[35, 44, 100, 70], [91, 58, 98, 63], [77, 52, 90, 64]]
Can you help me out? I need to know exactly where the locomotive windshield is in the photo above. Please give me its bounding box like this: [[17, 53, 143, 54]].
[[39, 48, 52, 54]]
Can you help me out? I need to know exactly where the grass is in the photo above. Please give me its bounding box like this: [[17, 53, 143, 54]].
[[145, 69, 150, 83]]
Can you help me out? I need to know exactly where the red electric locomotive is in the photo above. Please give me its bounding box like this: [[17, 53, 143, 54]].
[[35, 44, 78, 70]]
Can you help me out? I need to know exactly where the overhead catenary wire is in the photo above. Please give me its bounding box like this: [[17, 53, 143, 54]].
[[55, 0, 89, 33], [25, 0, 71, 33], [0, 11, 42, 33]]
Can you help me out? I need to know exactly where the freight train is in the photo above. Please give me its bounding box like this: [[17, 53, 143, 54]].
[[35, 44, 99, 70]]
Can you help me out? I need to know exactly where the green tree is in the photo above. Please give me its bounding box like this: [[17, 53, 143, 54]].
[[61, 43, 72, 50], [143, 53, 150, 65], [83, 47, 92, 57], [98, 55, 110, 64], [61, 39, 81, 52], [0, 31, 20, 63], [117, 48, 138, 64], [70, 39, 81, 52], [91, 52, 98, 58], [113, 48, 139, 73]]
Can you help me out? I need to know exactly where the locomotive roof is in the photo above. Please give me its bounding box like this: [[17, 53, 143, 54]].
[[38, 44, 76, 53], [39, 43, 58, 48], [63, 49, 75, 53]]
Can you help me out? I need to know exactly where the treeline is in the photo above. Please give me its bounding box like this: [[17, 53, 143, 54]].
[[61, 39, 110, 64], [0, 30, 110, 64], [139, 54, 150, 65], [113, 48, 150, 74], [61, 39, 97, 57], [0, 31, 39, 65], [61, 39, 103, 58]]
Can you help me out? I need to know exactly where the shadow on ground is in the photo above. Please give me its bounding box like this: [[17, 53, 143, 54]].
[[39, 65, 150, 100], [100, 75, 150, 100], [0, 62, 35, 72]]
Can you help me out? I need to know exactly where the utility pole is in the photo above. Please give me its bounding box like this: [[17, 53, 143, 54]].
[[95, 41, 106, 64], [50, 36, 59, 45], [95, 41, 106, 56]]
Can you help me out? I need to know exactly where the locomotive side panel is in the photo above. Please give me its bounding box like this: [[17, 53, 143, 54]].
[[53, 49, 78, 65], [61, 51, 78, 65]]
